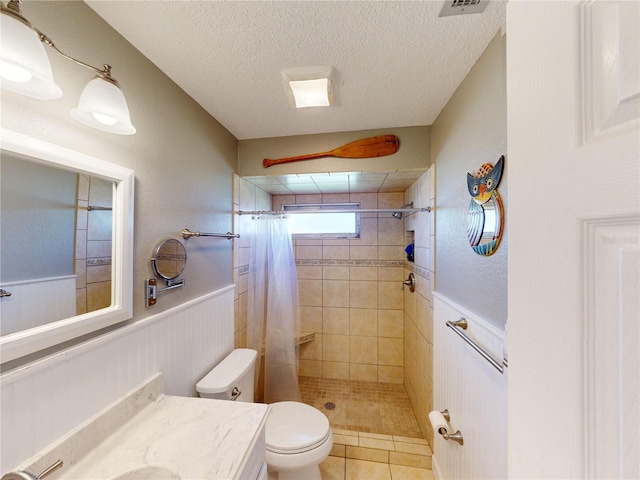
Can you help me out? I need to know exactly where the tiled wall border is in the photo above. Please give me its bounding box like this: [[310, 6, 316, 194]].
[[404, 262, 430, 280], [87, 258, 111, 266], [237, 260, 411, 276], [296, 259, 405, 268]]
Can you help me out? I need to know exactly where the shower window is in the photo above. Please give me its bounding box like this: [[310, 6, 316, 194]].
[[282, 203, 360, 239]]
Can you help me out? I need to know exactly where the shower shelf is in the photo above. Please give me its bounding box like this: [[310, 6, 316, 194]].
[[298, 332, 315, 345], [259, 332, 315, 356]]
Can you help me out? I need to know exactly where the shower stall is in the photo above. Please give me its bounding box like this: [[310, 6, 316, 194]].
[[233, 170, 435, 446]]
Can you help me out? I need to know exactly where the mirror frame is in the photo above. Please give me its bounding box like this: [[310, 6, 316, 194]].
[[0, 128, 134, 363]]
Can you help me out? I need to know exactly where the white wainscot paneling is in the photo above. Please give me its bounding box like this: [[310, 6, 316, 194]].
[[0, 276, 76, 335], [0, 286, 235, 473], [432, 293, 507, 480]]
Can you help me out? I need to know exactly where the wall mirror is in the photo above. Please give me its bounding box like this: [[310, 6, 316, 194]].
[[0, 128, 134, 364]]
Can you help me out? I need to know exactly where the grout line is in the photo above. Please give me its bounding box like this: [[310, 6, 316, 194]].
[[330, 426, 432, 467]]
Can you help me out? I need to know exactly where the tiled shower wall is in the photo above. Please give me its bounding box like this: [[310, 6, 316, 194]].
[[273, 192, 407, 384], [402, 167, 435, 442], [75, 174, 113, 315], [232, 174, 271, 347]]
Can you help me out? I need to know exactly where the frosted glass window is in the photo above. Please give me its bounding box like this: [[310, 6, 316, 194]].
[[283, 203, 360, 239]]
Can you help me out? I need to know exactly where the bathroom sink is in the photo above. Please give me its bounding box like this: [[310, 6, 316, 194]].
[[110, 466, 180, 480]]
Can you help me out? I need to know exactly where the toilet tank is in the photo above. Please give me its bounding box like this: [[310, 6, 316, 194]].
[[196, 348, 257, 402]]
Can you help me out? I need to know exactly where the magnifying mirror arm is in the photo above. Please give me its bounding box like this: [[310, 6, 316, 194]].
[[145, 278, 184, 307]]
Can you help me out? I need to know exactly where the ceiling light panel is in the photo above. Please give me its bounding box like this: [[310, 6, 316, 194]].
[[282, 66, 333, 109]]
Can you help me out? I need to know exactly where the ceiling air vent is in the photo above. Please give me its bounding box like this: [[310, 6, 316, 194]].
[[439, 0, 488, 17]]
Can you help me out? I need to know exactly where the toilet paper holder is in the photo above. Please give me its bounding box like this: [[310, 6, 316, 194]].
[[436, 409, 464, 446]]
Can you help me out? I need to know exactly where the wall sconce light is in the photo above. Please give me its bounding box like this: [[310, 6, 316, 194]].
[[281, 66, 334, 109], [0, 0, 136, 135]]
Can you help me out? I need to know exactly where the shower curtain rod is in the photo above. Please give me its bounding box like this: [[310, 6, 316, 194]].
[[236, 207, 431, 216]]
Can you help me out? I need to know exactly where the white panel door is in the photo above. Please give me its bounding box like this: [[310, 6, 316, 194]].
[[507, 1, 639, 478]]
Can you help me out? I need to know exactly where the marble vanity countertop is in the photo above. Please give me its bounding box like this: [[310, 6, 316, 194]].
[[60, 395, 270, 480], [20, 375, 270, 480]]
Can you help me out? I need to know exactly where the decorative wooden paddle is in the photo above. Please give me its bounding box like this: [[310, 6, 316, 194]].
[[263, 135, 399, 168]]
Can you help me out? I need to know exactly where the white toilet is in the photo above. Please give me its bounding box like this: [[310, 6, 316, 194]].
[[196, 349, 333, 480]]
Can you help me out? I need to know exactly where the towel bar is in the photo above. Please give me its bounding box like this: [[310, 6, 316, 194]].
[[182, 228, 239, 240], [446, 318, 505, 374]]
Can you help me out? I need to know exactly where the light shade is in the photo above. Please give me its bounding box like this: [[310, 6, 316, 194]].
[[71, 76, 136, 135], [282, 66, 333, 109], [0, 10, 62, 99], [289, 78, 331, 108]]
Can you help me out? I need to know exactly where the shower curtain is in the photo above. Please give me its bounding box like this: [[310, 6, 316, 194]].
[[248, 214, 301, 403]]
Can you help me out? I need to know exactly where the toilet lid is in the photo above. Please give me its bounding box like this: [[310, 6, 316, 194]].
[[265, 401, 331, 454]]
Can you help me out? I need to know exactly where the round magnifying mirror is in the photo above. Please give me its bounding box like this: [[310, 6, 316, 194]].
[[151, 238, 187, 280]]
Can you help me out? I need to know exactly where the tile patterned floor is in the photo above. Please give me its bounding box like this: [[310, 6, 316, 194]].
[[330, 430, 431, 466], [299, 376, 423, 438], [321, 456, 435, 480], [298, 376, 434, 479], [321, 429, 434, 480], [325, 428, 431, 470], [268, 428, 434, 480]]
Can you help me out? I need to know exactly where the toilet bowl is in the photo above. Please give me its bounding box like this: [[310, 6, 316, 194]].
[[196, 349, 333, 480], [265, 401, 333, 480]]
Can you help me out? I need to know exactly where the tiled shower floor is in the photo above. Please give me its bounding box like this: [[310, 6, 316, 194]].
[[299, 376, 423, 439]]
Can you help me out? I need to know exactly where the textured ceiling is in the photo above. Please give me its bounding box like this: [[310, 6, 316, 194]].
[[86, 1, 506, 142]]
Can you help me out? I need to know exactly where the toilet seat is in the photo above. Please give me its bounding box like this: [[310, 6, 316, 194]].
[[265, 401, 331, 454]]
